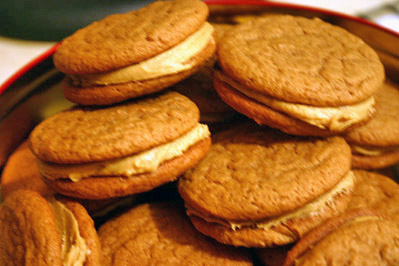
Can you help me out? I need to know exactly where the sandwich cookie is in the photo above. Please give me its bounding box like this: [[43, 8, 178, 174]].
[[98, 202, 253, 266], [178, 123, 354, 247], [214, 15, 384, 136], [0, 190, 101, 266], [29, 92, 211, 199], [0, 141, 138, 220], [283, 209, 399, 266], [54, 0, 216, 105], [344, 81, 399, 169], [347, 170, 399, 218]]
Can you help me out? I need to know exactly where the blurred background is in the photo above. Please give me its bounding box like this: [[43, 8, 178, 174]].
[[1, 0, 398, 86]]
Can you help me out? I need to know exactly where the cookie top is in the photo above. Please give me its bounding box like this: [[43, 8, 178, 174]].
[[1, 141, 54, 199], [347, 170, 399, 217], [284, 210, 399, 265], [178, 123, 351, 221], [54, 0, 208, 74], [0, 190, 62, 265], [98, 202, 252, 266], [218, 15, 384, 106], [30, 92, 199, 164], [344, 81, 399, 146]]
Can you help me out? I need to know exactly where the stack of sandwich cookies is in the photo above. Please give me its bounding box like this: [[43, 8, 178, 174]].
[[178, 123, 354, 247], [54, 0, 216, 105], [214, 15, 384, 136], [98, 202, 253, 266], [0, 190, 101, 266], [29, 92, 211, 199], [344, 81, 399, 169], [283, 209, 399, 265]]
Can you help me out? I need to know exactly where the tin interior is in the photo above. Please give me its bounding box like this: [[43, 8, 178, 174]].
[[0, 2, 398, 178]]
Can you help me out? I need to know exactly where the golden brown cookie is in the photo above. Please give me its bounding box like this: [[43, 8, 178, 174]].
[[344, 81, 399, 169], [0, 190, 101, 266], [347, 170, 399, 218], [29, 92, 211, 199], [1, 140, 54, 199], [98, 202, 253, 266], [215, 15, 384, 136], [178, 123, 354, 247], [283, 209, 399, 266], [54, 0, 216, 105]]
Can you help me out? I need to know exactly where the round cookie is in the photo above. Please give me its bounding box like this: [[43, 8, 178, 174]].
[[347, 170, 399, 218], [1, 140, 54, 199], [215, 15, 384, 136], [29, 92, 211, 199], [0, 190, 101, 266], [98, 202, 253, 266], [344, 81, 399, 169], [54, 0, 217, 105], [178, 123, 354, 247], [283, 209, 399, 266]]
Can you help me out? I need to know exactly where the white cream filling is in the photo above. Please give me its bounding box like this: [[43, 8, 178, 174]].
[[217, 71, 375, 131], [71, 22, 215, 86]]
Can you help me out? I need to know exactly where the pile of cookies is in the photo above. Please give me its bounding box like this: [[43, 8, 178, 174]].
[[1, 0, 399, 265]]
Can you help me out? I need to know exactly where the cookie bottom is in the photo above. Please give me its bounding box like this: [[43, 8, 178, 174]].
[[63, 36, 217, 106], [44, 138, 211, 199], [352, 151, 399, 169], [188, 191, 352, 248], [214, 76, 369, 137]]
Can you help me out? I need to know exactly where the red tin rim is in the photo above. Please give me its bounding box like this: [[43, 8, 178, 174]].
[[0, 1, 398, 96], [0, 42, 61, 95]]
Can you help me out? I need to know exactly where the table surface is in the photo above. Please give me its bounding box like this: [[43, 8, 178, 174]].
[[1, 0, 398, 87]]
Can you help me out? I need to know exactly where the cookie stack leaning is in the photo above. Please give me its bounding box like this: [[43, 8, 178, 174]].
[[214, 15, 384, 136], [178, 123, 355, 247], [29, 0, 215, 200], [54, 0, 216, 106]]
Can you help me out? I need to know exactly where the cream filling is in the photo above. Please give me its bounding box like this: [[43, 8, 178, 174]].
[[217, 72, 375, 131], [187, 171, 355, 231], [48, 198, 87, 266], [351, 144, 399, 156], [39, 124, 210, 182], [71, 22, 215, 86]]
